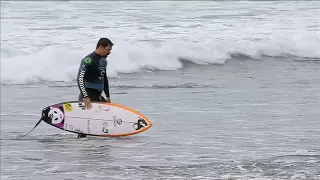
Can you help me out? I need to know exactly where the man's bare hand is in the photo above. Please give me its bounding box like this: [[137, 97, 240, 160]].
[[106, 97, 111, 103], [83, 97, 92, 109]]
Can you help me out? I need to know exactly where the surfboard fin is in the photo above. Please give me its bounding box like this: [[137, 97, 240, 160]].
[[14, 117, 43, 140]]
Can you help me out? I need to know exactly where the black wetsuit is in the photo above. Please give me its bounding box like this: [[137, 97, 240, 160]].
[[76, 52, 110, 138], [77, 51, 110, 102]]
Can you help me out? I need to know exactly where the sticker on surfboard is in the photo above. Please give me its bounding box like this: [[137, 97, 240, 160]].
[[41, 101, 152, 137]]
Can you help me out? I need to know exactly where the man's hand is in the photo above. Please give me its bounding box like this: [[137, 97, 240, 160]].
[[83, 97, 92, 109], [106, 97, 111, 103]]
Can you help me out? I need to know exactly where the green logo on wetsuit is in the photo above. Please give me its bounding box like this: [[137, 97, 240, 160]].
[[84, 57, 92, 64]]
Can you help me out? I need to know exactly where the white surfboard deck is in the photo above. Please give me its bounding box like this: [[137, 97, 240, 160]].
[[41, 101, 152, 137]]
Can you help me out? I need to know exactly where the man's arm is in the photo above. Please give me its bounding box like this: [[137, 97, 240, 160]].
[[77, 57, 91, 98]]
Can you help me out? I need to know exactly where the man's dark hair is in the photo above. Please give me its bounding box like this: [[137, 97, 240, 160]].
[[96, 38, 113, 49]]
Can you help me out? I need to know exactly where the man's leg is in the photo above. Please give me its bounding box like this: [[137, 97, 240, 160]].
[[85, 88, 105, 102], [99, 95, 107, 102], [77, 91, 87, 138]]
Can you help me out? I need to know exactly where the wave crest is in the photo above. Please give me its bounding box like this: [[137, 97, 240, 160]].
[[1, 33, 320, 85]]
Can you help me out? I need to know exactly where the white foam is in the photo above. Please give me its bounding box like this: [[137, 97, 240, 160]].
[[1, 1, 320, 85], [2, 34, 319, 85]]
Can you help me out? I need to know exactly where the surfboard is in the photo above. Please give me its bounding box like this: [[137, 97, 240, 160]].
[[40, 101, 152, 137]]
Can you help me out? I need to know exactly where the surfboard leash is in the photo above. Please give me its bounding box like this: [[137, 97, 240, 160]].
[[14, 117, 43, 140]]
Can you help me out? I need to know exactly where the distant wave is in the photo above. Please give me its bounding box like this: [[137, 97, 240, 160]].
[[113, 83, 213, 89], [43, 82, 213, 89], [1, 32, 319, 85]]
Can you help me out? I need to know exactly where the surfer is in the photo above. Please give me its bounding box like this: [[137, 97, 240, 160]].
[[76, 37, 113, 138]]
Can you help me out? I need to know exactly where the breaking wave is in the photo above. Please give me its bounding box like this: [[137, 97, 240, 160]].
[[1, 33, 320, 85]]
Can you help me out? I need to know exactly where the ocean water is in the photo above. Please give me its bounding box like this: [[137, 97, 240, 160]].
[[1, 1, 320, 180]]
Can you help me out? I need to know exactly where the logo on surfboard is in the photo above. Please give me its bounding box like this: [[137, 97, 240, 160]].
[[113, 115, 122, 127], [99, 104, 110, 111], [78, 102, 86, 110], [133, 117, 148, 130], [102, 122, 108, 133], [63, 103, 73, 112], [102, 127, 108, 133], [46, 107, 65, 128]]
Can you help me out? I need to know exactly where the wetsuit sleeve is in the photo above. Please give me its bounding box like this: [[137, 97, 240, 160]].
[[104, 73, 110, 98], [77, 57, 92, 98]]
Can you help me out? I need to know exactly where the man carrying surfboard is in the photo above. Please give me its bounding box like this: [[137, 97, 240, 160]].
[[76, 37, 113, 138]]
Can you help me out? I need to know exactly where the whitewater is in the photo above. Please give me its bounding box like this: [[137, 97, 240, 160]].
[[1, 1, 320, 84]]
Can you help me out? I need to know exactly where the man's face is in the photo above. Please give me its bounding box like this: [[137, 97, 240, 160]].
[[101, 45, 112, 57]]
